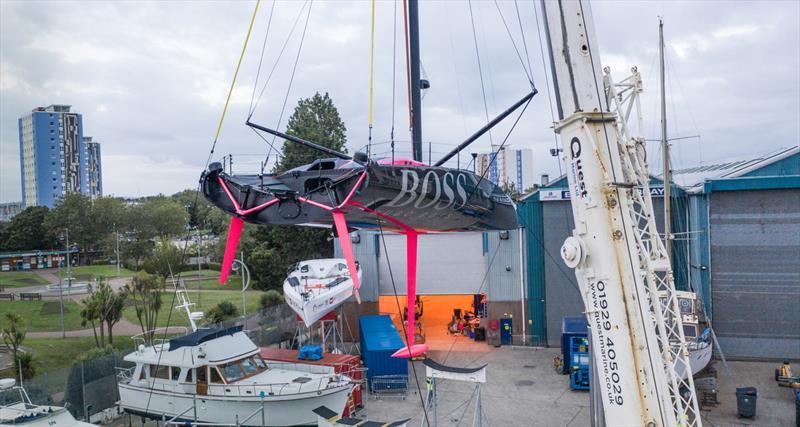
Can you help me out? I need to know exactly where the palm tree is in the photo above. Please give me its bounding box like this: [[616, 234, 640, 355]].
[[1, 313, 26, 361]]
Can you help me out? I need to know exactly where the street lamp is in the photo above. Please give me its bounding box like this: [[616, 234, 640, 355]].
[[230, 252, 250, 319]]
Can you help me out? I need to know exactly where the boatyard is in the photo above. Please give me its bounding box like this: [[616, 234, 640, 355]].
[[1, 0, 799, 426]]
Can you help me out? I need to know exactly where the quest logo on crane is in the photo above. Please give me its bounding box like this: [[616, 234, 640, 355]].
[[569, 137, 588, 199]]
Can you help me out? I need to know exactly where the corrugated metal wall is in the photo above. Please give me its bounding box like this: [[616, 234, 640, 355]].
[[709, 188, 800, 360], [484, 230, 524, 302], [334, 233, 380, 302], [518, 194, 547, 345]]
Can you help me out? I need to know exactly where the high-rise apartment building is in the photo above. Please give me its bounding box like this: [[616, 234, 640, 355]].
[[18, 105, 102, 208], [476, 146, 534, 193], [84, 136, 103, 200]]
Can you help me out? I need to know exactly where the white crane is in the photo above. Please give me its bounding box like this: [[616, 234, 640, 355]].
[[539, 1, 702, 426]]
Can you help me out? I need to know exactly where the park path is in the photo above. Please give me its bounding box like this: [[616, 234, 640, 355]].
[[26, 317, 187, 339]]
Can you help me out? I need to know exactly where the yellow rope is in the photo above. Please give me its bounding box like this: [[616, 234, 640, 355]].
[[368, 0, 376, 126], [213, 0, 262, 143]]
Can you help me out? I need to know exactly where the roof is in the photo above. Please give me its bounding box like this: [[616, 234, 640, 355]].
[[124, 326, 258, 367], [169, 325, 243, 351], [668, 146, 799, 193]]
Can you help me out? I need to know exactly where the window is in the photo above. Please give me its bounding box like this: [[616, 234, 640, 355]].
[[222, 362, 244, 382], [683, 324, 697, 338], [150, 364, 170, 380], [139, 367, 147, 380], [171, 366, 181, 381], [185, 368, 194, 383], [241, 358, 258, 375], [209, 367, 224, 384], [253, 355, 267, 370]]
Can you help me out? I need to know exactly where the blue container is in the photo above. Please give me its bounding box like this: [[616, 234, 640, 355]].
[[500, 318, 513, 345], [561, 316, 588, 374], [359, 315, 408, 386]]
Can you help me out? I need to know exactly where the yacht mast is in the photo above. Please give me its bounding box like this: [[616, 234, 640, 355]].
[[408, 0, 423, 162], [660, 18, 672, 260]]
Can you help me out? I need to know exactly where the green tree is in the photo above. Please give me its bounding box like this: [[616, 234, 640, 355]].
[[1, 206, 55, 251], [125, 272, 164, 342], [1, 313, 26, 362], [259, 290, 285, 310], [275, 92, 348, 173], [232, 92, 344, 289], [142, 239, 186, 279], [205, 300, 238, 324], [82, 281, 127, 347]]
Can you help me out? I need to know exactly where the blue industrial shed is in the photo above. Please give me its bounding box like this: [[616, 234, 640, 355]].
[[677, 146, 799, 360], [518, 174, 689, 348], [520, 146, 799, 360]]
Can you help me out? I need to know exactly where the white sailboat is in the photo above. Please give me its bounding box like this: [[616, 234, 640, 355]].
[[663, 291, 713, 378], [283, 259, 360, 327], [0, 378, 96, 426], [116, 290, 353, 426]]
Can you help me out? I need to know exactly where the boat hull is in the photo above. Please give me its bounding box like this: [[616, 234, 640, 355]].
[[118, 382, 351, 426], [284, 279, 353, 327], [674, 342, 713, 379], [201, 161, 518, 232]]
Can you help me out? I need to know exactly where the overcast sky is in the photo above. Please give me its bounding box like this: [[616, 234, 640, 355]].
[[1, 0, 798, 203]]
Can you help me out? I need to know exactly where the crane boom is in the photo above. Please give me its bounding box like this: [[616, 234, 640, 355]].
[[540, 1, 702, 426]]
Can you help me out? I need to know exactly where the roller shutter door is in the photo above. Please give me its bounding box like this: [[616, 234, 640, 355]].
[[377, 232, 485, 295], [709, 189, 800, 359]]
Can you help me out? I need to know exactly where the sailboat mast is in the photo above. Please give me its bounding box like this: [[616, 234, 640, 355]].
[[408, 0, 423, 162], [659, 18, 672, 260]]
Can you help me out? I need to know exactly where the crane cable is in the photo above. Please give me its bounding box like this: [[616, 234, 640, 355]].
[[367, 0, 376, 158], [205, 0, 262, 168]]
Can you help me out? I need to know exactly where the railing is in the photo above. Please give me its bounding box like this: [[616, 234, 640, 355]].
[[131, 327, 189, 350], [126, 373, 349, 399]]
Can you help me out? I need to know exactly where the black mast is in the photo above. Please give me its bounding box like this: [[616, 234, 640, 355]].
[[409, 0, 423, 162]]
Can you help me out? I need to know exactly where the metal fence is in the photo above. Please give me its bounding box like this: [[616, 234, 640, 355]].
[[0, 304, 308, 424]]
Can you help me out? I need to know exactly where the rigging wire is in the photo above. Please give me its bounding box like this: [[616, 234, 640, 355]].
[[267, 1, 314, 154], [249, 1, 276, 117], [493, 0, 533, 84], [376, 224, 431, 427], [367, 0, 376, 158], [147, 1, 263, 414], [205, 0, 262, 168], [467, 0, 494, 146], [532, 0, 563, 179], [251, 1, 312, 120], [513, 0, 535, 89]]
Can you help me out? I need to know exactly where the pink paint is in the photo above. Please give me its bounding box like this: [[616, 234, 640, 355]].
[[377, 157, 428, 166], [391, 343, 429, 358], [220, 217, 243, 285], [332, 210, 361, 304], [405, 230, 419, 348]]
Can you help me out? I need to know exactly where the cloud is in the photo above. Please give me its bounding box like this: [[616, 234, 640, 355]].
[[0, 0, 798, 202]]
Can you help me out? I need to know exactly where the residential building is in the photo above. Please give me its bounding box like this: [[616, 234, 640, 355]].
[[0, 202, 23, 222], [476, 146, 534, 192], [84, 136, 103, 199], [18, 105, 102, 208]]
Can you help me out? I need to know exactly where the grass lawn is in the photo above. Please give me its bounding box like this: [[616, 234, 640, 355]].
[[58, 265, 136, 280], [17, 336, 135, 375], [0, 271, 49, 288], [0, 300, 85, 331], [180, 277, 243, 290], [123, 290, 263, 328]]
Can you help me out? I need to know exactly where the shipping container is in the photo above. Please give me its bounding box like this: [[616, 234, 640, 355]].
[[358, 315, 408, 386], [260, 348, 364, 410]]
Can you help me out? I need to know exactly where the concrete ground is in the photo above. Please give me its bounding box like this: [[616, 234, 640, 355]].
[[360, 339, 797, 427], [103, 338, 797, 426]]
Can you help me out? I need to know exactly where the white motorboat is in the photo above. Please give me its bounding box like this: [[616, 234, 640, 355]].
[[116, 291, 353, 426], [660, 290, 713, 378], [0, 378, 96, 426], [283, 259, 360, 327]]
